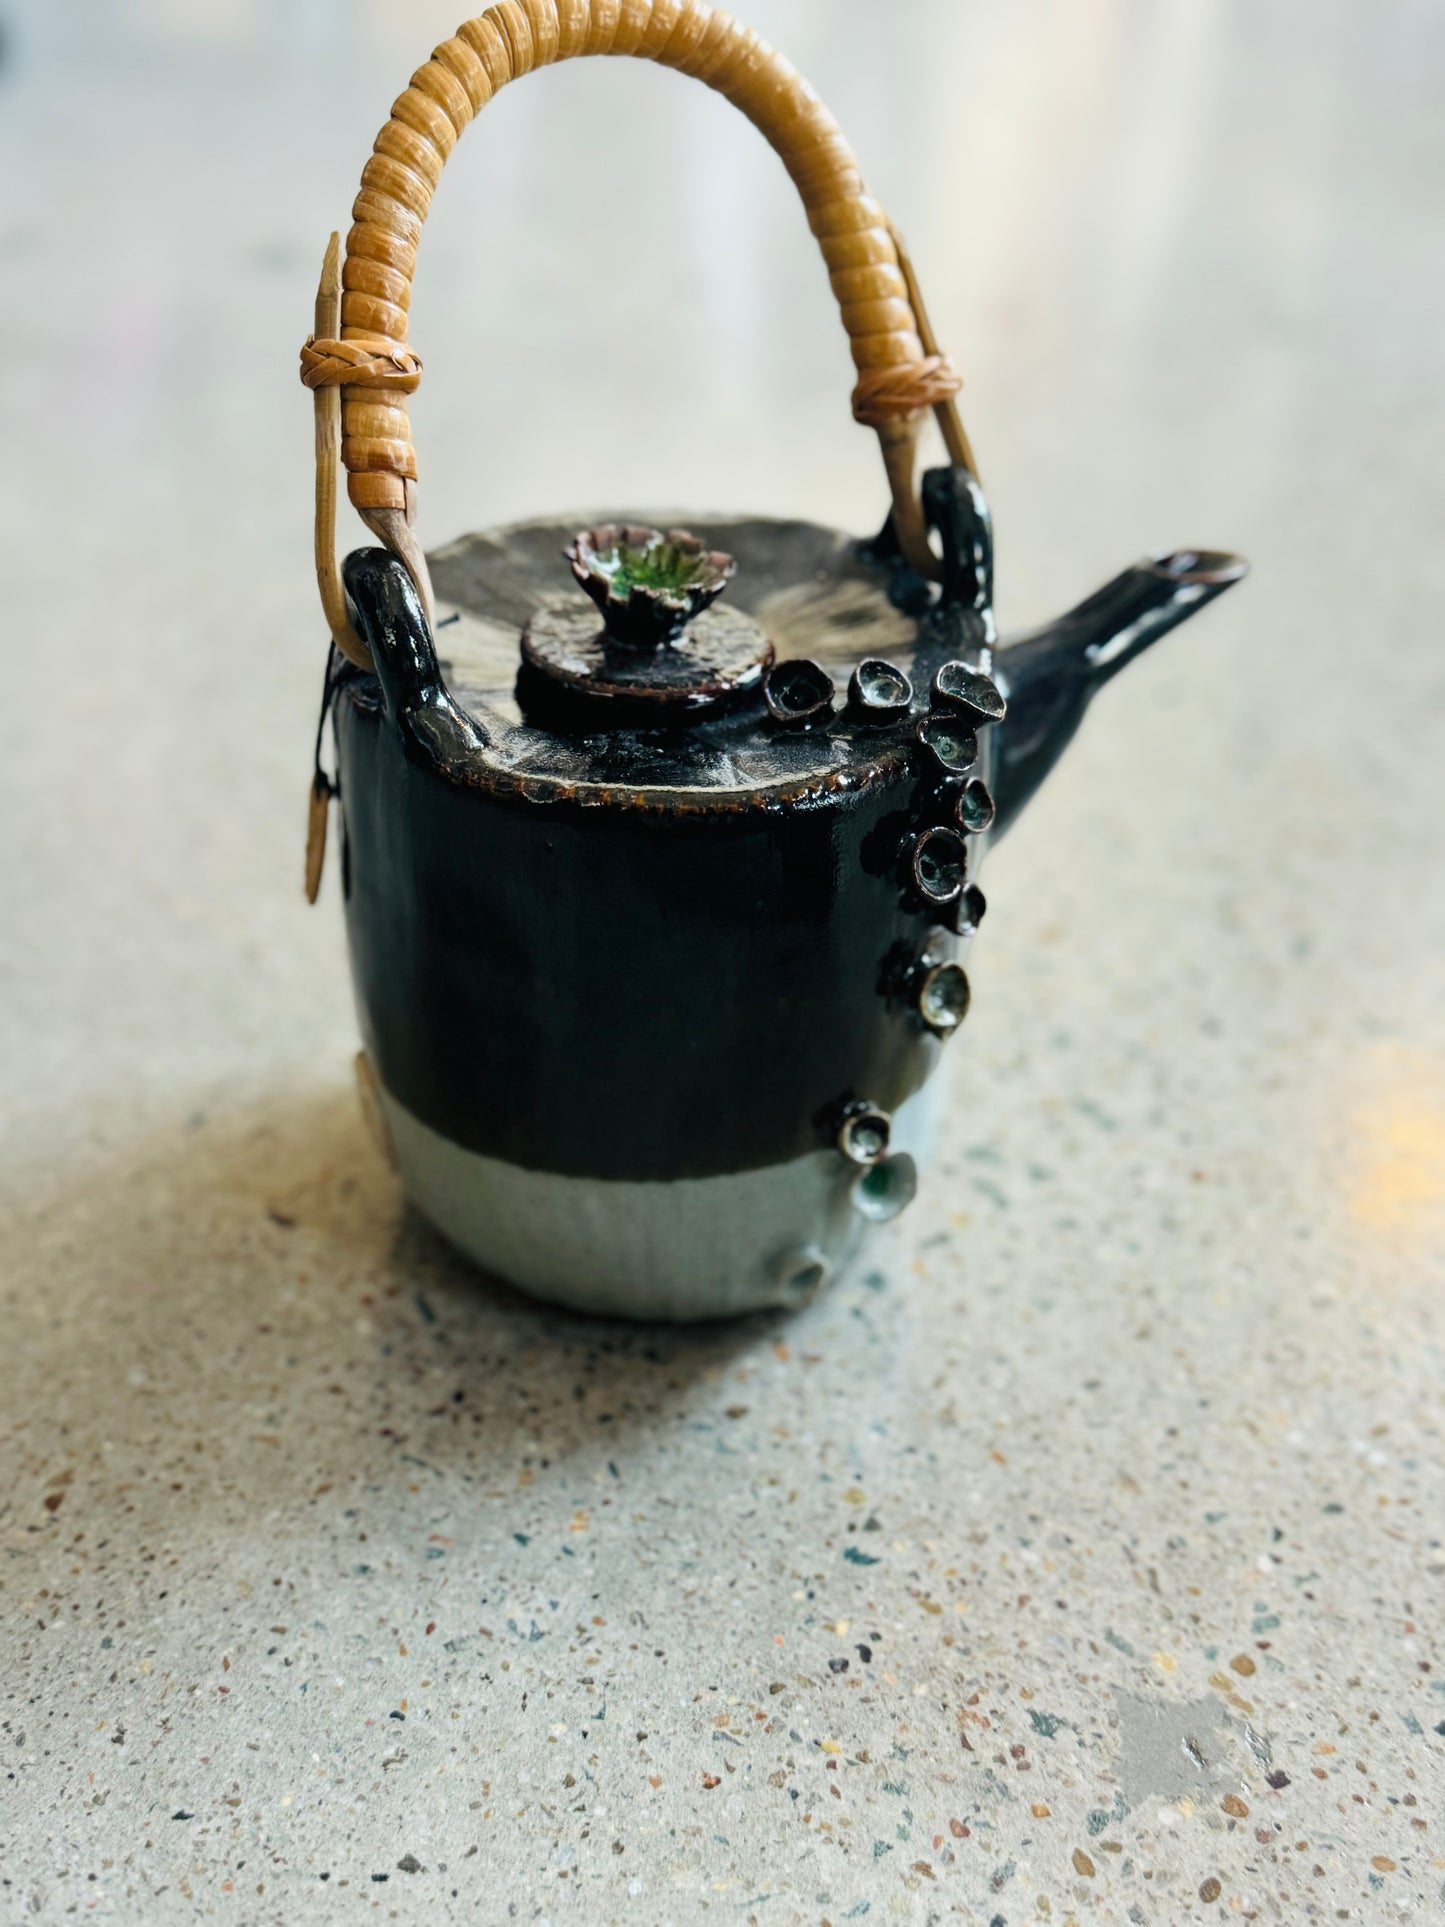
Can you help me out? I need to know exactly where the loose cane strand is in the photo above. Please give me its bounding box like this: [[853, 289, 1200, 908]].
[[887, 219, 978, 481], [311, 234, 371, 668]]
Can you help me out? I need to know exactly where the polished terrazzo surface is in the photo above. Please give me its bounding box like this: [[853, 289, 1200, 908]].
[[2, 1, 1443, 1921]]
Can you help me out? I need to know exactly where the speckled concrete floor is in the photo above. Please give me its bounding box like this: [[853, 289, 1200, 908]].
[[2, 1, 1443, 1922]]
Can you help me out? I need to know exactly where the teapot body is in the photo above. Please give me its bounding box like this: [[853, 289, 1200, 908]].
[[323, 477, 1241, 1320], [337, 684, 979, 1317], [329, 489, 999, 1319]]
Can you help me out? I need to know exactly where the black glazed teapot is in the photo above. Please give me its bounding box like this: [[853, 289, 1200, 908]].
[[301, 1, 1245, 1320]]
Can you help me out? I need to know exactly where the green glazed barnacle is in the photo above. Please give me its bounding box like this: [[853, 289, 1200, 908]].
[[764, 657, 836, 727], [850, 1152, 918, 1223], [847, 658, 914, 723], [916, 929, 951, 972], [836, 1102, 892, 1166], [916, 711, 979, 776], [931, 659, 1007, 725], [953, 775, 997, 835], [908, 824, 968, 907], [949, 882, 988, 939], [566, 523, 736, 648], [915, 959, 971, 1037]]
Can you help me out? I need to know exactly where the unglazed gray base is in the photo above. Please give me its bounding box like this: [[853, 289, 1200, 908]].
[[377, 1077, 944, 1321]]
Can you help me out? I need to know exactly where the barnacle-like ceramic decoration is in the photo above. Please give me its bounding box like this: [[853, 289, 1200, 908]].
[[763, 656, 836, 726], [910, 825, 969, 907], [915, 959, 971, 1036], [932, 659, 1007, 724], [836, 1102, 892, 1166], [847, 658, 913, 723], [916, 712, 978, 775], [954, 776, 997, 835]]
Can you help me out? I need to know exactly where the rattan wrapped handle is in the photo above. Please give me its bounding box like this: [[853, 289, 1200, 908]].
[[304, 0, 974, 648]]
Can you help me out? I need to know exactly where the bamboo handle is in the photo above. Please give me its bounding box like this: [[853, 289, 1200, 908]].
[[301, 0, 974, 605]]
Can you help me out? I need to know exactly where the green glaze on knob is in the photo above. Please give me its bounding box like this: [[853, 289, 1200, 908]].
[[567, 524, 736, 648]]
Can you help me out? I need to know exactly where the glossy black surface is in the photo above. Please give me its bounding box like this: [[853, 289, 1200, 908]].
[[327, 476, 1244, 1183], [336, 540, 957, 1182]]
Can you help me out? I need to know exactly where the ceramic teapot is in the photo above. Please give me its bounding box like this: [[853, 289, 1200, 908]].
[[300, 2, 1245, 1321]]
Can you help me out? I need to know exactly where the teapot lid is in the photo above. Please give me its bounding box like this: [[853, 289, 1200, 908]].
[[400, 493, 989, 804]]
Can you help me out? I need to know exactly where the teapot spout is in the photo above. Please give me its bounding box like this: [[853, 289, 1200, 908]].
[[990, 547, 1247, 836]]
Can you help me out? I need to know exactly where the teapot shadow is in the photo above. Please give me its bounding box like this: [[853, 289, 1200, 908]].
[[5, 1085, 785, 1590]]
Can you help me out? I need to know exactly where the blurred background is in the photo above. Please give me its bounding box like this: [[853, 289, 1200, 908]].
[[2, 4, 1443, 1917], [2, 0, 1441, 1145]]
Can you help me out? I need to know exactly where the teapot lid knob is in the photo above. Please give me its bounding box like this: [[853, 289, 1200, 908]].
[[520, 524, 773, 722]]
